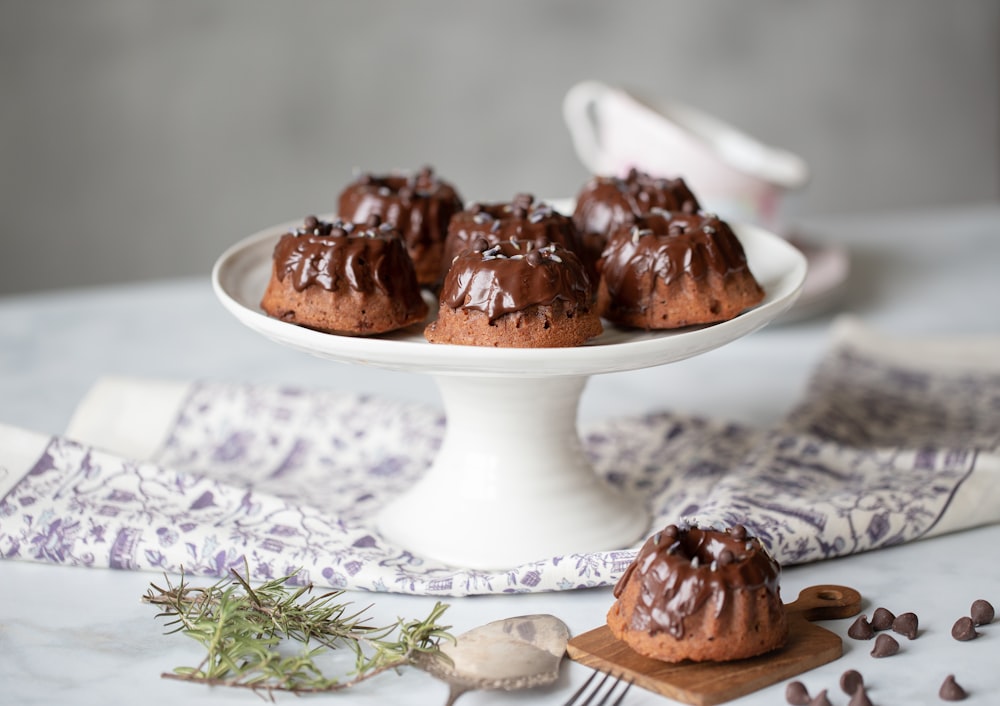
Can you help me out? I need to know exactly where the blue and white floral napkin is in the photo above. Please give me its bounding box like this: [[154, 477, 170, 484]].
[[1, 318, 998, 596]]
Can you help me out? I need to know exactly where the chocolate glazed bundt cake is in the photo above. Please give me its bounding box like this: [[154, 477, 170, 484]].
[[260, 215, 428, 336], [608, 524, 788, 663], [425, 237, 602, 348], [597, 209, 765, 330]]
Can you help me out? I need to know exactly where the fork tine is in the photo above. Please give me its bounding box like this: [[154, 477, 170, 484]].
[[564, 670, 633, 706]]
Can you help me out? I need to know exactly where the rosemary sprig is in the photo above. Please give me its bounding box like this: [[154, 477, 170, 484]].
[[144, 563, 452, 699]]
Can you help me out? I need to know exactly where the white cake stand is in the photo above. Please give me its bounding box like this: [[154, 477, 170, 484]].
[[212, 219, 807, 570]]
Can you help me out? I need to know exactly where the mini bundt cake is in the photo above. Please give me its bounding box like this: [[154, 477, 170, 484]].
[[597, 209, 764, 330], [260, 215, 428, 335], [337, 167, 463, 286], [572, 168, 701, 279], [608, 523, 788, 663], [440, 193, 578, 281], [425, 238, 602, 348]]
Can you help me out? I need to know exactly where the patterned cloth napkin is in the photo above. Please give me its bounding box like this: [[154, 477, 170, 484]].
[[1, 318, 998, 596]]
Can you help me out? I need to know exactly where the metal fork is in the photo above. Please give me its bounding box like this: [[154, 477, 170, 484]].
[[564, 669, 632, 706]]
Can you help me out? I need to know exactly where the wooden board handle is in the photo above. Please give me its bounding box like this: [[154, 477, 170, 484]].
[[785, 584, 862, 622]]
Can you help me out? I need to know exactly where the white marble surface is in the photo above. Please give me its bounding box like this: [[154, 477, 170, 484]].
[[1, 205, 999, 704]]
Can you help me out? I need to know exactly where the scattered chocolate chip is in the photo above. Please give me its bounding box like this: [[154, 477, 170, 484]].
[[848, 615, 875, 640], [848, 685, 873, 706], [303, 215, 320, 231], [840, 669, 864, 695], [970, 599, 995, 626], [939, 674, 968, 701], [471, 237, 490, 253], [951, 616, 978, 641], [785, 679, 810, 705], [730, 524, 748, 541], [871, 632, 899, 657], [663, 524, 679, 539], [718, 549, 735, 566], [808, 688, 832, 706], [892, 611, 919, 639], [525, 250, 542, 266], [871, 606, 895, 631]]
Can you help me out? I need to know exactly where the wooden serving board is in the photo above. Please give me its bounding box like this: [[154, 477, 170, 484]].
[[566, 585, 861, 706]]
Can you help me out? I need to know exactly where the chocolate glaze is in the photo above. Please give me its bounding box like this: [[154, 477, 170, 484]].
[[598, 210, 754, 319], [270, 216, 422, 298], [613, 524, 782, 639], [573, 169, 700, 276], [337, 167, 463, 264], [442, 194, 577, 279], [574, 168, 700, 238], [438, 238, 593, 321]]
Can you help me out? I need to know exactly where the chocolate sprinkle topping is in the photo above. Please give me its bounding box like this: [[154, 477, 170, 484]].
[[840, 668, 864, 695], [848, 615, 875, 640], [970, 599, 995, 626], [870, 606, 895, 631], [870, 632, 899, 657], [940, 674, 968, 701], [785, 680, 810, 705], [892, 611, 919, 639], [951, 616, 978, 641]]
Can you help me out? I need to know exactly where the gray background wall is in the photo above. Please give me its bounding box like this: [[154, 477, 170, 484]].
[[1, 1, 998, 295]]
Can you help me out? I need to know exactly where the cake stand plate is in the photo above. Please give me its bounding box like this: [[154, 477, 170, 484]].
[[566, 585, 862, 706], [212, 220, 807, 570]]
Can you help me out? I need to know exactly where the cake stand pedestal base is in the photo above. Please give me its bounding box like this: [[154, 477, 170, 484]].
[[376, 373, 650, 570]]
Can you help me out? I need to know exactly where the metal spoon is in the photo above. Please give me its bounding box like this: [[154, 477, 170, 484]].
[[416, 613, 570, 705]]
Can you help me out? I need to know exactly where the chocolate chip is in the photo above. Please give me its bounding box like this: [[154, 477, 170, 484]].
[[848, 685, 873, 706], [939, 674, 968, 701], [303, 215, 320, 231], [871, 606, 895, 631], [892, 611, 919, 639], [365, 213, 382, 227], [785, 680, 810, 705], [870, 632, 899, 657], [808, 688, 831, 706], [663, 524, 679, 539], [970, 599, 995, 626], [525, 250, 542, 266], [718, 549, 735, 566], [840, 668, 864, 695], [471, 237, 490, 253], [848, 615, 875, 640], [951, 616, 978, 641], [730, 524, 747, 541]]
